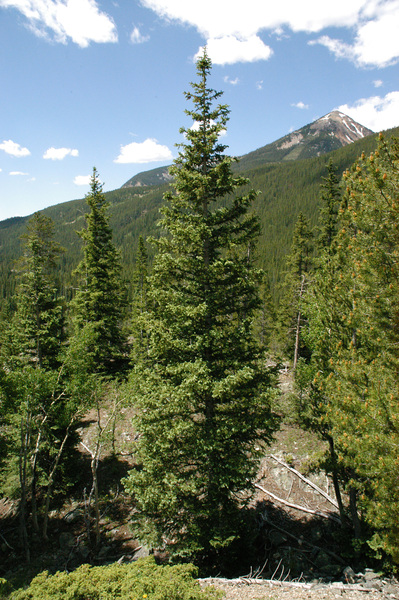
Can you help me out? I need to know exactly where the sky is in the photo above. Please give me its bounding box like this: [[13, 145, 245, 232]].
[[1, 0, 399, 221]]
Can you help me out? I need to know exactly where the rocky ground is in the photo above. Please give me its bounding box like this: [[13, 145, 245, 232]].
[[200, 576, 399, 600]]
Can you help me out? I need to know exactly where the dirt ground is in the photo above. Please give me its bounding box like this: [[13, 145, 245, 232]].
[[200, 579, 399, 600]]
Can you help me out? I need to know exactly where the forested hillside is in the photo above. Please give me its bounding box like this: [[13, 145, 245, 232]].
[[2, 125, 398, 309]]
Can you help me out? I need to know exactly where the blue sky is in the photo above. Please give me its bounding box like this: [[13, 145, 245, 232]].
[[1, 0, 399, 221]]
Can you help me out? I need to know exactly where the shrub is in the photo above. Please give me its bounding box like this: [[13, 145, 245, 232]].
[[9, 557, 223, 600]]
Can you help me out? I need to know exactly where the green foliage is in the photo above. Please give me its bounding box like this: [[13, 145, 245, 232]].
[[9, 557, 222, 600], [130, 236, 150, 362], [276, 213, 313, 363], [7, 212, 65, 370], [299, 135, 399, 562], [123, 51, 278, 570], [2, 127, 396, 310], [70, 168, 128, 374]]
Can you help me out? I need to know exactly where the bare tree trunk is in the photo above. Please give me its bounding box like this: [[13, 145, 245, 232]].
[[42, 421, 74, 540], [19, 415, 31, 563], [30, 428, 43, 533], [293, 275, 305, 370]]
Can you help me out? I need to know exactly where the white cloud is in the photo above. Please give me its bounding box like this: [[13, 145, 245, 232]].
[[43, 147, 79, 160], [292, 101, 309, 109], [10, 171, 29, 176], [338, 91, 399, 132], [74, 174, 91, 185], [140, 0, 399, 67], [114, 138, 173, 164], [373, 79, 383, 88], [196, 35, 272, 65], [256, 80, 263, 90], [189, 120, 227, 137], [0, 0, 117, 47], [130, 25, 149, 44], [310, 2, 399, 68], [139, 0, 365, 39], [224, 75, 240, 85], [0, 139, 30, 157]]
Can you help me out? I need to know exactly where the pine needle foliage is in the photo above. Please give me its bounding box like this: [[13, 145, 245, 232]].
[[8, 212, 65, 370], [124, 51, 278, 570], [71, 168, 127, 374]]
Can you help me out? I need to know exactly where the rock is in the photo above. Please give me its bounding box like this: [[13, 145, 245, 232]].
[[59, 532, 75, 549], [343, 566, 356, 583], [314, 550, 331, 568], [77, 544, 90, 559], [383, 583, 399, 595], [310, 527, 323, 542], [64, 508, 84, 524], [363, 568, 380, 581], [133, 546, 150, 560], [322, 564, 342, 578], [98, 546, 111, 559], [363, 580, 382, 591], [269, 530, 288, 546]]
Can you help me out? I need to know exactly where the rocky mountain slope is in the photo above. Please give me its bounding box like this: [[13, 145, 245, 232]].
[[236, 111, 373, 170], [122, 112, 373, 187]]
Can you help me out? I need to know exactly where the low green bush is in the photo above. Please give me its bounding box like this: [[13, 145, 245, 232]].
[[9, 557, 223, 600]]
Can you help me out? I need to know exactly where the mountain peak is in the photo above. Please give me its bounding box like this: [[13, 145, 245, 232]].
[[311, 111, 373, 145], [122, 111, 374, 188], [237, 111, 374, 170]]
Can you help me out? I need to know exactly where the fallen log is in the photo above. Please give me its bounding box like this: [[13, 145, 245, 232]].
[[254, 482, 341, 523], [270, 454, 339, 509]]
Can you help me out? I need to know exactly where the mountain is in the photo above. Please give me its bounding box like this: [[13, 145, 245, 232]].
[[236, 111, 373, 171], [120, 112, 373, 188], [122, 165, 173, 188], [1, 115, 393, 309]]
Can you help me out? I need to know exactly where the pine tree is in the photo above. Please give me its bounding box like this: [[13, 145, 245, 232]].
[[324, 136, 399, 561], [300, 136, 399, 561], [71, 168, 127, 374], [294, 166, 348, 525], [317, 159, 341, 252], [277, 212, 313, 367], [130, 236, 149, 362], [9, 212, 65, 369], [124, 51, 278, 569]]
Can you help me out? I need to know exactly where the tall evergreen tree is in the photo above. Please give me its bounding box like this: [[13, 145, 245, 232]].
[[317, 159, 341, 252], [294, 166, 348, 525], [8, 212, 65, 369], [277, 212, 313, 367], [299, 136, 399, 561], [71, 168, 127, 374], [324, 136, 399, 562], [130, 236, 149, 362], [124, 51, 278, 569]]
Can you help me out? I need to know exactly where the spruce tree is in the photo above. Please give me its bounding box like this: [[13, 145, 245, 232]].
[[71, 168, 127, 374], [294, 167, 348, 525], [317, 159, 341, 252], [9, 212, 65, 369], [124, 51, 277, 569], [277, 212, 313, 367], [130, 236, 149, 362]]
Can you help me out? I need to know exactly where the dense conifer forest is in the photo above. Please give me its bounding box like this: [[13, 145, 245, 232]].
[[1, 53, 399, 597]]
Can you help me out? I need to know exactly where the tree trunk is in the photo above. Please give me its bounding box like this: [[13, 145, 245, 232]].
[[42, 422, 73, 540], [327, 436, 347, 525], [19, 415, 31, 563], [293, 275, 305, 370]]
